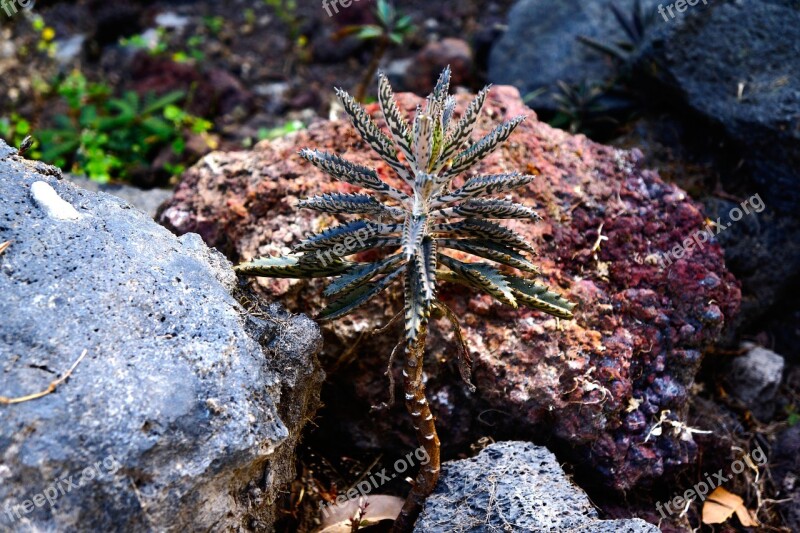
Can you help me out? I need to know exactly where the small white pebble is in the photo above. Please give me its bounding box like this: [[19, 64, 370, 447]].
[[31, 181, 81, 220]]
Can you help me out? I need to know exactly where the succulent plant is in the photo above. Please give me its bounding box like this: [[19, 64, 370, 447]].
[[235, 67, 575, 531]]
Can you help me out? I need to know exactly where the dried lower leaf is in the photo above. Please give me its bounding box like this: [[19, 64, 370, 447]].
[[317, 495, 405, 533], [702, 486, 759, 527]]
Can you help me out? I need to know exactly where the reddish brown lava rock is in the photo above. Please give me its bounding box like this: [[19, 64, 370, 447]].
[[158, 86, 740, 490]]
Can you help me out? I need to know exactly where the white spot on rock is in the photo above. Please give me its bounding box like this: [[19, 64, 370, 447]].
[[31, 181, 81, 220]]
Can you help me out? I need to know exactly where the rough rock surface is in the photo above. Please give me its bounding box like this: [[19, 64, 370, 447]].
[[159, 87, 740, 489], [0, 141, 323, 531], [403, 38, 474, 96], [64, 175, 172, 219], [773, 423, 800, 533], [700, 196, 800, 334], [727, 343, 785, 421], [637, 0, 800, 214], [414, 441, 659, 532], [488, 0, 660, 111]]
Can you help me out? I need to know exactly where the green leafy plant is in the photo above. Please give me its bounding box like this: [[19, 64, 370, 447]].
[[549, 80, 620, 135], [264, 0, 302, 41], [577, 0, 655, 65], [37, 71, 213, 183], [119, 28, 169, 56], [342, 0, 415, 102], [236, 68, 575, 531], [0, 114, 35, 154]]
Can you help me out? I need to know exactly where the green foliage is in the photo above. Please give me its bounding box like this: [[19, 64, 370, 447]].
[[202, 16, 225, 36], [577, 0, 655, 64], [259, 120, 305, 140], [264, 0, 304, 43], [120, 27, 206, 63], [120, 28, 169, 56], [237, 68, 575, 346], [786, 405, 800, 427], [363, 0, 414, 45], [548, 81, 619, 135], [34, 71, 212, 183], [0, 114, 33, 151]]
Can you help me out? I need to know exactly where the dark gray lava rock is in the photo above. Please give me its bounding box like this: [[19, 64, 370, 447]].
[[0, 141, 323, 532], [638, 0, 800, 213], [488, 0, 660, 111], [773, 423, 800, 533], [414, 441, 659, 532]]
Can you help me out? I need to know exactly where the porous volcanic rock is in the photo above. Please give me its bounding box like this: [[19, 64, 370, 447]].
[[159, 86, 741, 489], [0, 142, 323, 531], [414, 441, 659, 532]]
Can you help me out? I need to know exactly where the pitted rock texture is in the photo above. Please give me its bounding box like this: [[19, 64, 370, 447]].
[[159, 86, 740, 489], [414, 441, 659, 532], [636, 0, 800, 214], [0, 142, 323, 531]]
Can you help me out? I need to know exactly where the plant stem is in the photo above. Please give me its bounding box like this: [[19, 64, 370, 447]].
[[392, 326, 440, 532], [354, 36, 389, 102]]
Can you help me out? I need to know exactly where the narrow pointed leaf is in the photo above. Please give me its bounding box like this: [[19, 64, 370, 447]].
[[432, 66, 451, 104], [443, 115, 526, 178], [313, 236, 403, 263], [432, 173, 534, 206], [437, 239, 538, 273], [442, 95, 457, 132], [336, 88, 412, 183], [432, 199, 540, 221], [325, 253, 405, 298], [318, 267, 404, 320], [293, 220, 376, 252], [413, 113, 434, 173], [235, 255, 353, 278], [437, 86, 490, 169], [506, 276, 575, 319], [377, 72, 414, 166], [298, 193, 404, 218], [438, 254, 517, 307], [431, 219, 536, 254], [300, 149, 409, 202]]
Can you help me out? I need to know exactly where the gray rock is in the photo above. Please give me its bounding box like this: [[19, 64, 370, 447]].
[[702, 197, 800, 328], [64, 175, 173, 219], [0, 141, 324, 532], [727, 343, 785, 420], [637, 0, 800, 213], [488, 0, 660, 111], [773, 423, 800, 533], [414, 441, 659, 533]]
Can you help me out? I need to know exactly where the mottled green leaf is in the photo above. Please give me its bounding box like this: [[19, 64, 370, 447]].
[[432, 173, 534, 206], [299, 149, 409, 202], [437, 239, 538, 273], [432, 199, 540, 221], [318, 266, 403, 320], [438, 255, 517, 307], [298, 193, 404, 218], [443, 115, 526, 178], [325, 253, 405, 298], [235, 254, 353, 278], [506, 276, 576, 319]]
